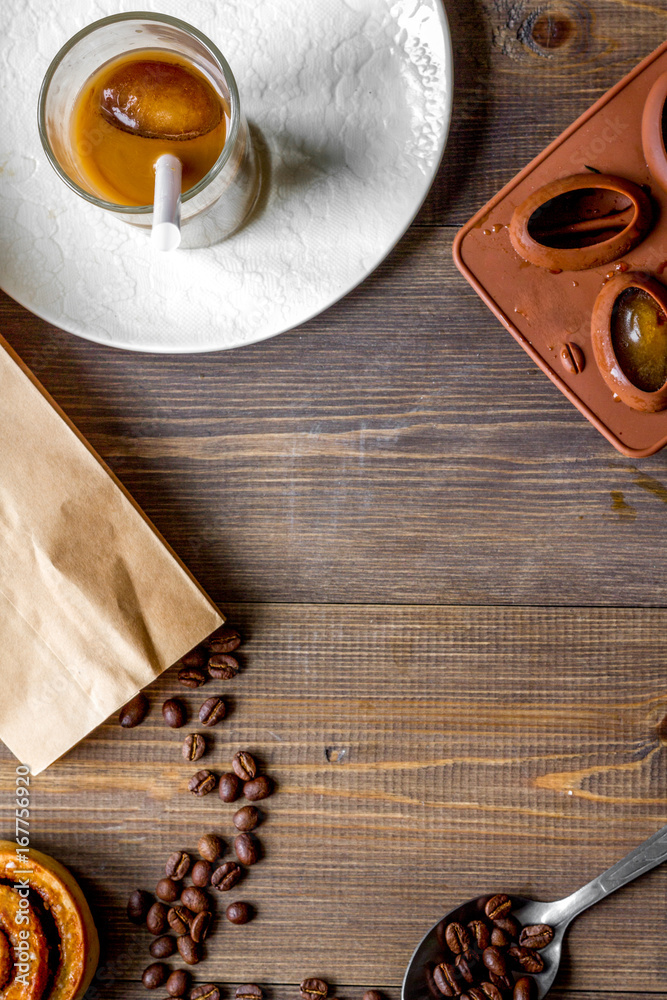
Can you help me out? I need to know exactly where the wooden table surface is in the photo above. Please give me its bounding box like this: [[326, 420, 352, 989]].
[[1, 2, 667, 1000]]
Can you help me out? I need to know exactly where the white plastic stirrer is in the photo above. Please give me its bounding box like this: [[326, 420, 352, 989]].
[[152, 154, 182, 251]]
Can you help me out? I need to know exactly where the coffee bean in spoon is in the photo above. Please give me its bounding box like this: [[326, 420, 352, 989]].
[[99, 59, 223, 141]]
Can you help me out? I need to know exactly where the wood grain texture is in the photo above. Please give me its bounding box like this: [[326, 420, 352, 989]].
[[0, 605, 664, 991]]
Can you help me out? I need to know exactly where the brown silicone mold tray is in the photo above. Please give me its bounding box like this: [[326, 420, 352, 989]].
[[453, 39, 667, 457]]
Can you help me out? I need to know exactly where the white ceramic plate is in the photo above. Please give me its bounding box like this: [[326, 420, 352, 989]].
[[0, 0, 452, 353]]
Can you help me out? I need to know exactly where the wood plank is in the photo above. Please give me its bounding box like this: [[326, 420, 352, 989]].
[[1, 604, 664, 988]]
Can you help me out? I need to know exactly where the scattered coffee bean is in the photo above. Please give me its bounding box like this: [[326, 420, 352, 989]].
[[199, 697, 226, 726], [455, 954, 475, 985], [119, 693, 149, 728], [188, 770, 217, 796], [243, 775, 272, 801], [191, 986, 221, 1000], [127, 889, 153, 924], [156, 878, 181, 903], [167, 906, 193, 936], [235, 987, 262, 1000], [468, 920, 491, 950], [207, 625, 242, 653], [166, 969, 191, 997], [178, 668, 208, 689], [166, 852, 191, 880], [490, 926, 510, 948], [300, 980, 328, 1000], [177, 935, 201, 965], [513, 978, 536, 1000], [146, 901, 169, 936], [363, 992, 383, 1000], [178, 647, 207, 669], [198, 833, 224, 862], [142, 963, 169, 989], [191, 860, 212, 887], [233, 805, 260, 832], [226, 901, 252, 924], [482, 947, 507, 978], [433, 963, 458, 996], [190, 910, 212, 943], [479, 985, 502, 1000], [232, 750, 257, 781], [149, 935, 176, 958], [219, 772, 241, 802], [163, 697, 186, 728], [234, 833, 259, 866], [183, 734, 206, 762], [208, 654, 238, 679], [211, 862, 242, 891], [181, 886, 211, 913], [493, 916, 520, 939], [507, 945, 544, 974], [518, 925, 554, 950], [445, 921, 471, 955], [484, 895, 512, 921]]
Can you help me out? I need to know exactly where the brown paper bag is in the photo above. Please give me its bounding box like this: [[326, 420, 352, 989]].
[[0, 335, 223, 773]]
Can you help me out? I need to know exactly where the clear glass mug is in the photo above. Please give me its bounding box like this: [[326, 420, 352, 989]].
[[38, 11, 260, 248]]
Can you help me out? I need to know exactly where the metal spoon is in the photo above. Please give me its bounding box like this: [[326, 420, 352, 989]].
[[402, 822, 667, 1000]]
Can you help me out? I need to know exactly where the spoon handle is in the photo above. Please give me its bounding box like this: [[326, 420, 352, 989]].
[[545, 822, 667, 925]]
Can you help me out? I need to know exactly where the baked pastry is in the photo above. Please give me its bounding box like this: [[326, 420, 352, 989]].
[[0, 841, 99, 1000]]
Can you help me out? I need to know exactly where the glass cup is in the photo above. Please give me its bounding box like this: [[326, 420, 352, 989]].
[[38, 12, 260, 248]]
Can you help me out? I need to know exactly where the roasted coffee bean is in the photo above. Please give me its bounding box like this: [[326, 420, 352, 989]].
[[183, 734, 206, 762], [156, 878, 181, 904], [188, 770, 217, 797], [179, 647, 207, 669], [207, 626, 242, 653], [508, 945, 544, 974], [466, 991, 486, 1000], [513, 978, 536, 1000], [211, 862, 242, 891], [519, 924, 554, 950], [199, 697, 226, 726], [232, 750, 257, 781], [219, 772, 241, 802], [493, 915, 520, 939], [190, 910, 212, 943], [235, 986, 262, 1000], [445, 921, 471, 956], [234, 833, 259, 866], [191, 986, 221, 1000], [142, 963, 169, 989], [226, 901, 252, 924], [177, 935, 201, 965], [198, 833, 224, 862], [478, 986, 502, 1000], [433, 963, 460, 997], [468, 920, 490, 950], [482, 947, 507, 978], [300, 980, 328, 1000], [208, 654, 238, 679], [489, 973, 512, 992], [127, 889, 152, 924], [454, 955, 475, 985], [149, 935, 176, 958], [243, 775, 272, 801], [166, 969, 191, 997], [191, 860, 212, 887], [163, 697, 186, 728], [167, 906, 193, 936], [181, 886, 210, 913], [119, 693, 149, 728], [490, 926, 510, 948], [362, 993, 382, 1000], [178, 667, 208, 689], [146, 901, 169, 935], [484, 894, 512, 921], [166, 852, 191, 880], [233, 805, 260, 832]]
